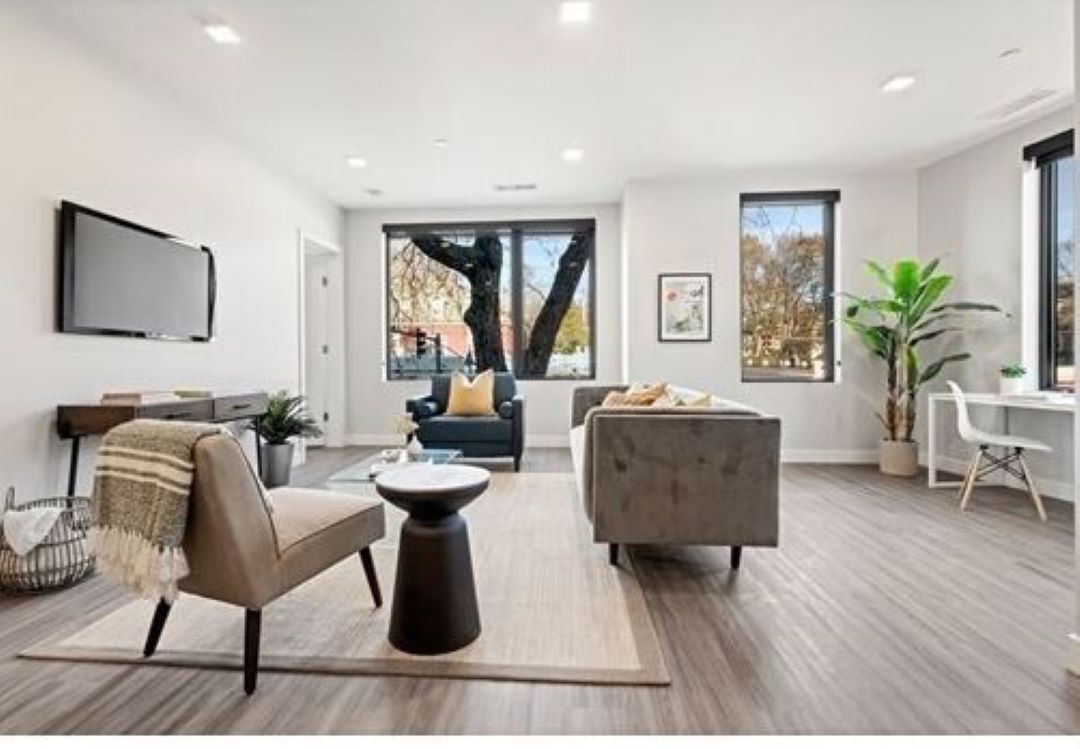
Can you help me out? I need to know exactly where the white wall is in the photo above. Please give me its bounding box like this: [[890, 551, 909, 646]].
[[917, 107, 1075, 499], [344, 204, 621, 445], [0, 11, 343, 498], [621, 171, 919, 460]]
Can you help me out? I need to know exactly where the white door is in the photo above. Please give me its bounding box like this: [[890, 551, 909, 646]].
[[304, 252, 330, 447]]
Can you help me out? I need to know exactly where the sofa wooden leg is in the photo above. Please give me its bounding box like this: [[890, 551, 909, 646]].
[[244, 608, 261, 695], [609, 543, 619, 566], [730, 545, 742, 570], [514, 456, 521, 472], [359, 547, 382, 607], [142, 599, 172, 657]]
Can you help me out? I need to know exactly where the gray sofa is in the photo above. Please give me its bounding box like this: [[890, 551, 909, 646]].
[[570, 385, 780, 568], [407, 372, 525, 471]]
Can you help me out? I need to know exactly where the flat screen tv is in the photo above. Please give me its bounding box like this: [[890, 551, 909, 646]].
[[57, 201, 215, 341]]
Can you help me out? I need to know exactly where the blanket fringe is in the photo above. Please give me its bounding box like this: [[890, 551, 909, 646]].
[[88, 526, 189, 603]]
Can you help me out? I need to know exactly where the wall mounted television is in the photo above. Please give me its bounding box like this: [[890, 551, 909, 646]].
[[57, 201, 216, 341]]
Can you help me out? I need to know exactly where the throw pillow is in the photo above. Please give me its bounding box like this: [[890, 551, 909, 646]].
[[601, 382, 667, 407], [651, 385, 714, 408], [447, 370, 497, 416]]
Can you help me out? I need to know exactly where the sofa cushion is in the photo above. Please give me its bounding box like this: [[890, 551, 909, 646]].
[[420, 414, 512, 443]]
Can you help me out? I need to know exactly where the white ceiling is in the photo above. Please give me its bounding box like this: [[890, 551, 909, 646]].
[[20, 0, 1075, 208]]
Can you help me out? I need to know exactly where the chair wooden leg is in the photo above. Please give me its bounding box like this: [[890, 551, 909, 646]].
[[1016, 450, 1048, 522], [142, 599, 172, 657], [959, 449, 983, 511], [730, 545, 742, 570], [359, 547, 382, 607], [244, 608, 261, 695], [609, 543, 619, 566]]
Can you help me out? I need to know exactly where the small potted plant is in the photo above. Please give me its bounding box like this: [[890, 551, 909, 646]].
[[999, 363, 1027, 396], [395, 414, 422, 457], [250, 391, 322, 488]]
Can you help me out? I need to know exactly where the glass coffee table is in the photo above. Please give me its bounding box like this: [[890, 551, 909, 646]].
[[327, 448, 463, 484]]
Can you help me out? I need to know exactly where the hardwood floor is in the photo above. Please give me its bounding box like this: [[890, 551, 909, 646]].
[[1, 448, 1078, 734]]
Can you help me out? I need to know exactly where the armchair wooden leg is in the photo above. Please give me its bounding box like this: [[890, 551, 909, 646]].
[[514, 455, 521, 472], [731, 545, 742, 570], [244, 608, 261, 695], [359, 547, 382, 607], [609, 543, 619, 566], [142, 599, 172, 657]]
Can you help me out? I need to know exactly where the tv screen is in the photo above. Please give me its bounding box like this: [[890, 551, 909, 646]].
[[57, 202, 215, 341]]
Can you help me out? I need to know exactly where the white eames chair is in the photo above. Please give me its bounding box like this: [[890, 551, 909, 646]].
[[946, 381, 1049, 521]]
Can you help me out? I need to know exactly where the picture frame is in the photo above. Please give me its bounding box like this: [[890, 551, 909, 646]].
[[658, 273, 712, 342]]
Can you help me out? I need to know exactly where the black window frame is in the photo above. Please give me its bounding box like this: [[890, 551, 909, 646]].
[[1027, 130, 1075, 391], [739, 190, 839, 384], [383, 218, 597, 382]]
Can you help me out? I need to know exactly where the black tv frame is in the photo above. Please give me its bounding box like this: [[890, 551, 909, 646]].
[[56, 201, 216, 342]]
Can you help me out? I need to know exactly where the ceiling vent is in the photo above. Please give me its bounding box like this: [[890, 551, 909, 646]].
[[494, 183, 538, 192], [980, 88, 1056, 120]]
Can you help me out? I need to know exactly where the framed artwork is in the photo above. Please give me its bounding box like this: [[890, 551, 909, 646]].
[[658, 273, 712, 342]]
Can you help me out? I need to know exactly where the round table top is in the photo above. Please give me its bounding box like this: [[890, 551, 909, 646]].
[[374, 465, 491, 515]]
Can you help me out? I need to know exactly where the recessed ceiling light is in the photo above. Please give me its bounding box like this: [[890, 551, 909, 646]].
[[999, 47, 1023, 59], [365, 188, 384, 197], [881, 74, 916, 94], [345, 156, 368, 169], [562, 147, 585, 162], [432, 138, 448, 148], [494, 183, 538, 192], [560, 1, 592, 25], [203, 23, 242, 45]]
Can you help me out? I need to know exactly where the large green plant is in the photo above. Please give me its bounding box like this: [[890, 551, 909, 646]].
[[841, 258, 1002, 443], [252, 391, 323, 445]]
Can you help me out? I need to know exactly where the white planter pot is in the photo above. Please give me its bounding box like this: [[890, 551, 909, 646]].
[[999, 377, 1024, 396], [879, 440, 918, 477]]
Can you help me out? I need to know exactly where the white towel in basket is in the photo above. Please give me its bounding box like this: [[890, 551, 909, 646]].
[[0, 506, 63, 557]]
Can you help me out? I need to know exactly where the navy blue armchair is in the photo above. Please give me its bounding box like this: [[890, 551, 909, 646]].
[[406, 372, 525, 471]]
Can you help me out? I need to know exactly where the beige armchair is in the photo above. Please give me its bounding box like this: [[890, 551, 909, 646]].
[[141, 433, 385, 694]]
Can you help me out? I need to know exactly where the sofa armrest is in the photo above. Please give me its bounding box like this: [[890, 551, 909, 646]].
[[406, 395, 439, 421], [585, 409, 780, 546], [570, 385, 628, 428]]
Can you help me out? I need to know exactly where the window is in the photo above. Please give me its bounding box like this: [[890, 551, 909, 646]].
[[384, 220, 595, 380], [740, 191, 837, 382], [1027, 130, 1075, 391]]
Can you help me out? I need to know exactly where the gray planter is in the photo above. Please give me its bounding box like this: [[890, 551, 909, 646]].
[[879, 439, 918, 477], [260, 442, 295, 488]]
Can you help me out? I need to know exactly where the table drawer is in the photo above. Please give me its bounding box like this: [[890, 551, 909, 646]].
[[137, 399, 214, 422], [213, 393, 268, 421]]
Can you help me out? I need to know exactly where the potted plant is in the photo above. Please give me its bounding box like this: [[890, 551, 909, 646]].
[[999, 363, 1027, 396], [841, 258, 1003, 477], [250, 391, 322, 488]]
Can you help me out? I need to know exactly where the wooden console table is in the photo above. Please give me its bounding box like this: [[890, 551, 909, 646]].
[[56, 391, 269, 496]]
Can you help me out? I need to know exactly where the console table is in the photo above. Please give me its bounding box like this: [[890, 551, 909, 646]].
[[56, 391, 269, 496]]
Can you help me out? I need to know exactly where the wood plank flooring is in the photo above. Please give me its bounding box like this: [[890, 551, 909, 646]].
[[1, 448, 1078, 734]]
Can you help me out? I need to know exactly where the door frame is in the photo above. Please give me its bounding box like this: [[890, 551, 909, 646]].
[[297, 231, 346, 462]]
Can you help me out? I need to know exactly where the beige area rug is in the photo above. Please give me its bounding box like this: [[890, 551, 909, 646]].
[[20, 471, 670, 686]]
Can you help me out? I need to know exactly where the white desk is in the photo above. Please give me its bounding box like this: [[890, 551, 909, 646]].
[[927, 391, 1074, 488]]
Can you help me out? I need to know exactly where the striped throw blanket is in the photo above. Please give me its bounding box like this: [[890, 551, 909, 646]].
[[89, 419, 225, 602]]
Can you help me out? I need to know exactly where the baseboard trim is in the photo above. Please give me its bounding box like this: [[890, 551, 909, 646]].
[[926, 453, 1073, 502], [782, 449, 877, 464]]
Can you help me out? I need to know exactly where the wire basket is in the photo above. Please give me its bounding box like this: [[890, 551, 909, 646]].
[[0, 487, 95, 594]]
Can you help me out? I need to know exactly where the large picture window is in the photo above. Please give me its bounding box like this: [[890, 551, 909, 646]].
[[740, 191, 837, 382], [1027, 130, 1075, 391], [384, 220, 595, 381]]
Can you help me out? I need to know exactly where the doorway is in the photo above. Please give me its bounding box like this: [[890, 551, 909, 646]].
[[298, 232, 345, 462]]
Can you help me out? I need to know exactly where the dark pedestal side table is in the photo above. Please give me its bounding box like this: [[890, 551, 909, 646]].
[[374, 464, 490, 655]]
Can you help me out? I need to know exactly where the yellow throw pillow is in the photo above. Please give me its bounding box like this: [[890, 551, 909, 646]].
[[601, 382, 667, 407], [446, 370, 496, 416], [651, 386, 713, 408]]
